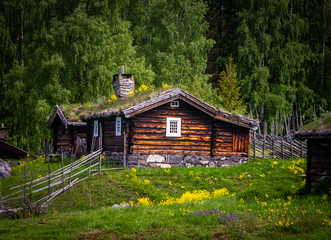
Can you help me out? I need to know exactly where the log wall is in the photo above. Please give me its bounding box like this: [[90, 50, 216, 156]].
[[212, 121, 249, 156], [103, 118, 127, 152], [87, 117, 127, 153], [52, 117, 87, 154], [307, 139, 331, 191], [53, 118, 72, 153], [130, 100, 249, 156]]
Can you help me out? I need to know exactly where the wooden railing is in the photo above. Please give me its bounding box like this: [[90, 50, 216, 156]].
[[1, 149, 102, 208], [250, 131, 306, 159]]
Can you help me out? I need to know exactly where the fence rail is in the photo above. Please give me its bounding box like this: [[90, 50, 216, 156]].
[[1, 149, 102, 209], [250, 131, 307, 159]]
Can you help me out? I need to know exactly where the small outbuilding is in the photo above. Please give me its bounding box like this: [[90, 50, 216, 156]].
[[295, 114, 331, 192], [0, 123, 34, 159], [47, 105, 87, 156]]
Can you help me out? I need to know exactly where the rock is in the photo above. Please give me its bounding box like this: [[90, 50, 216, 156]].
[[146, 155, 165, 163], [168, 155, 183, 164], [138, 160, 147, 166], [185, 163, 193, 168], [156, 163, 171, 168], [0, 158, 11, 179], [199, 156, 211, 161], [148, 163, 157, 168], [127, 161, 138, 166], [128, 154, 145, 161], [246, 174, 252, 178], [111, 203, 133, 209], [221, 164, 229, 167], [200, 160, 209, 165], [184, 155, 200, 164], [209, 162, 216, 168]]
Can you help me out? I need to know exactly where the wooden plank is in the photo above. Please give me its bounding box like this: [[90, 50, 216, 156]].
[[135, 118, 212, 125], [133, 149, 211, 156], [133, 145, 211, 151], [213, 147, 233, 152], [134, 128, 211, 135], [133, 134, 212, 141], [213, 151, 248, 156], [133, 139, 211, 146], [134, 122, 213, 130], [213, 142, 233, 148], [214, 137, 233, 143], [136, 115, 212, 121]]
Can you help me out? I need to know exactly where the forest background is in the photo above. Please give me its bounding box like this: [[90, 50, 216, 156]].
[[0, 0, 330, 153]]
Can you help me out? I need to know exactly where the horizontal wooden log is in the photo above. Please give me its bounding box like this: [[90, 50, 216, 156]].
[[103, 138, 124, 145], [310, 162, 331, 168], [310, 156, 331, 163], [136, 115, 212, 121], [212, 147, 233, 152], [214, 131, 233, 137], [311, 150, 331, 157], [133, 134, 211, 142], [135, 118, 212, 125], [134, 139, 210, 146], [134, 128, 212, 135], [133, 149, 211, 156], [214, 136, 233, 143], [133, 144, 211, 151], [134, 123, 213, 131], [213, 151, 248, 157], [308, 169, 331, 176], [214, 142, 233, 148]]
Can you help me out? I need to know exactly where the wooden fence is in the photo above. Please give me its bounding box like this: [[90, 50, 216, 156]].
[[250, 131, 307, 159], [0, 149, 102, 209]]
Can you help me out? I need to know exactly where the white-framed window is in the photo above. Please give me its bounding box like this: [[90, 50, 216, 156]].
[[115, 117, 121, 136], [93, 120, 99, 137], [170, 100, 179, 107], [166, 117, 181, 137]]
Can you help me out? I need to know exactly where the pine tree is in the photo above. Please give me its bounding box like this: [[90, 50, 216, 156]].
[[218, 57, 245, 112]]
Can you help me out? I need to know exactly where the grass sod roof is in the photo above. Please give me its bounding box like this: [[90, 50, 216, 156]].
[[295, 113, 331, 139], [57, 87, 259, 129]]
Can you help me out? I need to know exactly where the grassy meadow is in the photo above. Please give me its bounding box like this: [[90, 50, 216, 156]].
[[0, 156, 330, 239]]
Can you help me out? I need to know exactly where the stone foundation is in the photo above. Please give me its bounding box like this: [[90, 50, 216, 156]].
[[103, 151, 124, 166], [127, 154, 247, 169]]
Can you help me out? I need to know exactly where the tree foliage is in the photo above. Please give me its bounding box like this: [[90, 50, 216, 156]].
[[0, 0, 330, 152], [218, 57, 245, 113]]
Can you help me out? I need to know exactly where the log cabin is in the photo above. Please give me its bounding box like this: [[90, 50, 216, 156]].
[[78, 70, 259, 168], [295, 114, 331, 192], [47, 105, 87, 156]]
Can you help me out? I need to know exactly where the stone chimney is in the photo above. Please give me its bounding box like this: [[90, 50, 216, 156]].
[[0, 123, 10, 142], [112, 66, 135, 99]]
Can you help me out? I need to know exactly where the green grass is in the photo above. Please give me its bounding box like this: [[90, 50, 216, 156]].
[[301, 113, 331, 130], [1, 157, 330, 239]]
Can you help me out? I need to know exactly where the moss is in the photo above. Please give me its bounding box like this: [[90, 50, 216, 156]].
[[301, 114, 331, 130]]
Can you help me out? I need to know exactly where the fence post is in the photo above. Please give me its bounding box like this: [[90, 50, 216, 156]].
[[280, 124, 284, 159], [272, 120, 275, 158], [300, 141, 303, 158], [123, 132, 127, 169], [253, 130, 256, 159], [98, 149, 102, 174], [263, 122, 266, 158], [61, 146, 64, 192], [88, 154, 91, 177], [47, 155, 51, 197], [290, 134, 293, 158]]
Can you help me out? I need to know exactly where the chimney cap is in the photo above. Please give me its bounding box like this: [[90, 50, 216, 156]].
[[113, 65, 134, 79]]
